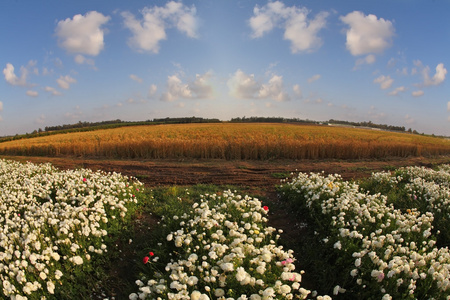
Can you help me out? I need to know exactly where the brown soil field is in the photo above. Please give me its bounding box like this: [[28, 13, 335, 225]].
[[2, 155, 449, 192]]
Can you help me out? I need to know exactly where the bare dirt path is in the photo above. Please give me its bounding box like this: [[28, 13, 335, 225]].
[[2, 155, 449, 190]]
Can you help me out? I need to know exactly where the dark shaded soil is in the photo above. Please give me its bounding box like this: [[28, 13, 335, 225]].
[[2, 155, 449, 188]]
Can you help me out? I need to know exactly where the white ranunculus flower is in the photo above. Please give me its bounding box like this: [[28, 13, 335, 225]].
[[47, 281, 55, 294], [220, 262, 234, 272], [71, 255, 83, 265], [215, 288, 225, 297], [235, 267, 247, 282]]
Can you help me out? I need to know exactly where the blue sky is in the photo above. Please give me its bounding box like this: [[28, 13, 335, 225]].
[[1, 0, 449, 136]]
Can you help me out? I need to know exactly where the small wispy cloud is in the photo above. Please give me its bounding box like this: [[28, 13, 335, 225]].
[[308, 74, 321, 83], [57, 75, 77, 90], [373, 75, 393, 90], [130, 74, 143, 83], [44, 86, 62, 96], [388, 86, 405, 96], [26, 90, 39, 97], [412, 90, 424, 97]]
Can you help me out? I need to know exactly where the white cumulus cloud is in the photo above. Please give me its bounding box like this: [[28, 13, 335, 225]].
[[148, 84, 157, 98], [190, 71, 214, 99], [3, 63, 28, 86], [161, 75, 192, 102], [227, 69, 289, 101], [55, 11, 110, 56], [160, 71, 213, 102], [57, 75, 77, 90], [293, 84, 302, 98], [373, 75, 394, 90], [249, 1, 328, 53], [413, 61, 447, 88], [122, 1, 198, 53], [423, 63, 447, 86], [340, 11, 395, 56], [258, 74, 289, 101], [227, 69, 260, 99]]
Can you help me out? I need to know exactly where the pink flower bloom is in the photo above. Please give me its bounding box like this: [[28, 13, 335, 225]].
[[83, 178, 87, 182], [143, 256, 149, 264]]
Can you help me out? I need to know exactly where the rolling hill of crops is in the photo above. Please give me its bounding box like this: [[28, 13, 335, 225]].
[[0, 123, 449, 160]]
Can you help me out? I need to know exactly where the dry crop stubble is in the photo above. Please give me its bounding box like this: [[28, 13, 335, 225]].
[[0, 123, 449, 160]]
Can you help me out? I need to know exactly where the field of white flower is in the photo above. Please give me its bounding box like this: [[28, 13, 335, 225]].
[[2, 157, 449, 300], [278, 165, 450, 299], [0, 159, 143, 299], [130, 191, 329, 300]]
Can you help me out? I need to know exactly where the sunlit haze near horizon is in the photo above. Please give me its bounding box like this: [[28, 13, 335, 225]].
[[1, 0, 450, 136]]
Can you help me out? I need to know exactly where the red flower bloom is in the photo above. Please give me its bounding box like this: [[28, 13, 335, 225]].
[[143, 256, 149, 264], [263, 206, 269, 211], [83, 178, 87, 182], [149, 252, 154, 257]]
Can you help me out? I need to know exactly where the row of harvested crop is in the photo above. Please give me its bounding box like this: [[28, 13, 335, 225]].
[[1, 123, 449, 160], [1, 137, 447, 160]]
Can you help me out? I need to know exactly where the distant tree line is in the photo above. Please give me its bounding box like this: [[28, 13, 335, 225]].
[[0, 117, 219, 143], [230, 116, 320, 124], [327, 119, 413, 133], [44, 119, 126, 132], [152, 117, 220, 124]]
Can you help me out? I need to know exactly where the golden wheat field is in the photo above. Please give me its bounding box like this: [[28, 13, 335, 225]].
[[0, 123, 449, 160]]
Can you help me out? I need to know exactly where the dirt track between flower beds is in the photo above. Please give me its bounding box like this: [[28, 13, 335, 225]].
[[2, 155, 449, 190]]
